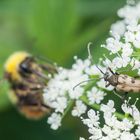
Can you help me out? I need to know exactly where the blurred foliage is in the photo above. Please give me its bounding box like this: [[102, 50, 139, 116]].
[[0, 0, 126, 140]]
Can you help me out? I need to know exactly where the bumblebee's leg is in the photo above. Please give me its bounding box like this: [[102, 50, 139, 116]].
[[32, 69, 50, 80], [41, 103, 50, 109]]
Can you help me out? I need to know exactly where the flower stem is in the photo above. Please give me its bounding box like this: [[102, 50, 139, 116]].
[[80, 95, 132, 120], [62, 100, 74, 119]]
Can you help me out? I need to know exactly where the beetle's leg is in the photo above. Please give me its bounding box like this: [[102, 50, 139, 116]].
[[122, 92, 128, 101], [115, 72, 119, 75], [134, 76, 140, 78], [121, 92, 133, 111], [105, 82, 110, 87], [113, 89, 123, 99]]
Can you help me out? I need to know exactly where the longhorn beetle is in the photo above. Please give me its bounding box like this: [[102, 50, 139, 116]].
[[96, 66, 140, 99], [73, 42, 140, 99]]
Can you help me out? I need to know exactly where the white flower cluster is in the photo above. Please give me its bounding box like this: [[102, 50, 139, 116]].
[[79, 2, 140, 139], [43, 58, 107, 130], [80, 100, 140, 140], [101, 2, 140, 72], [42, 2, 140, 139]]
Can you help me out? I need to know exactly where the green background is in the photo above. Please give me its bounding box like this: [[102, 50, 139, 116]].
[[0, 0, 128, 140]]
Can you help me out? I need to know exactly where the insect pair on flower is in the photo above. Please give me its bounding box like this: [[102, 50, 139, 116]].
[[3, 43, 140, 120]]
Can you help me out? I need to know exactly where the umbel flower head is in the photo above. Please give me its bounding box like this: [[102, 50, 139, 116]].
[[80, 99, 140, 140], [42, 1, 140, 139]]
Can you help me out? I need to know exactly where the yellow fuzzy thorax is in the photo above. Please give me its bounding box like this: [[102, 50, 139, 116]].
[[4, 51, 30, 81]]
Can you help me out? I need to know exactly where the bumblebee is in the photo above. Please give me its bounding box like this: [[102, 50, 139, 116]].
[[4, 51, 57, 120]]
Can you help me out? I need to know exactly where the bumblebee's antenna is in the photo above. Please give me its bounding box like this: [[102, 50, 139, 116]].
[[36, 56, 54, 64], [36, 56, 57, 68]]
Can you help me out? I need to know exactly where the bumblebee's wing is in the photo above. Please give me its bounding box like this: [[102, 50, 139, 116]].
[[35, 56, 57, 74]]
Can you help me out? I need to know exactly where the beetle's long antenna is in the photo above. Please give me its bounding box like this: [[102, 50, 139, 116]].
[[73, 77, 103, 90], [96, 65, 105, 74], [108, 67, 115, 75], [73, 42, 105, 90]]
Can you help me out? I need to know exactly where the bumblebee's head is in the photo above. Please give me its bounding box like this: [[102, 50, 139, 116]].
[[4, 51, 31, 81]]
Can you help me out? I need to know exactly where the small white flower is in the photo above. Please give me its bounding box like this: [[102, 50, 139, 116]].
[[106, 128, 120, 139], [104, 115, 118, 128], [87, 87, 106, 104], [127, 0, 136, 6], [79, 137, 86, 140], [131, 59, 140, 70], [82, 109, 100, 127], [100, 136, 111, 140], [72, 100, 87, 117], [127, 21, 139, 32], [111, 21, 126, 37], [50, 97, 67, 113], [105, 37, 122, 54], [69, 87, 84, 99], [102, 58, 113, 68], [112, 56, 130, 69], [121, 101, 133, 115], [72, 59, 91, 71], [120, 131, 135, 140], [101, 100, 116, 117], [133, 40, 140, 48], [112, 57, 123, 68], [135, 31, 140, 41], [122, 56, 131, 67], [47, 113, 62, 130], [118, 4, 140, 23], [121, 43, 133, 57], [135, 126, 140, 138], [116, 118, 134, 131], [131, 105, 140, 125], [88, 127, 102, 140], [124, 31, 135, 43], [102, 125, 121, 139]]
